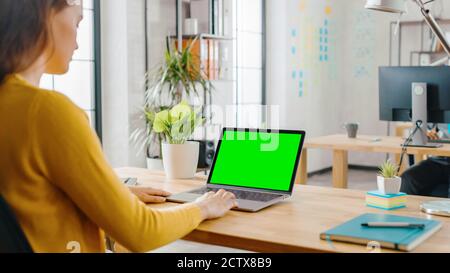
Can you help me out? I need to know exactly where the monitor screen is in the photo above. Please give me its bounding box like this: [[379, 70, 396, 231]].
[[208, 129, 304, 192], [379, 66, 450, 123]]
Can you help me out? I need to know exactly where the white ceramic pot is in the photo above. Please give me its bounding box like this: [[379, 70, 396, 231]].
[[162, 141, 199, 179], [377, 176, 402, 195], [146, 157, 164, 171]]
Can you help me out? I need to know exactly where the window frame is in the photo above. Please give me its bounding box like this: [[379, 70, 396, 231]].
[[234, 0, 267, 125], [93, 0, 103, 141]]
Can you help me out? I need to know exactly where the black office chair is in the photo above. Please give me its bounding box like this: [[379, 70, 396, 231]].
[[428, 183, 450, 198], [0, 195, 33, 253], [405, 155, 450, 198]]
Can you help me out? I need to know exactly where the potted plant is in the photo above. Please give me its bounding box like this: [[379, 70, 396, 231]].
[[151, 101, 205, 179], [131, 37, 212, 170], [377, 160, 402, 194]]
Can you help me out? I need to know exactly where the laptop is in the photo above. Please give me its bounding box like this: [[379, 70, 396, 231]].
[[428, 124, 450, 144], [167, 128, 306, 212]]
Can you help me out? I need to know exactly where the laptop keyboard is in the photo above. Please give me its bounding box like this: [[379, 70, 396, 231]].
[[189, 187, 284, 202], [429, 138, 450, 144]]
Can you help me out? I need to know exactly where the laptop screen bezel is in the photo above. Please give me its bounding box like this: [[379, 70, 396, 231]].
[[206, 128, 306, 195]]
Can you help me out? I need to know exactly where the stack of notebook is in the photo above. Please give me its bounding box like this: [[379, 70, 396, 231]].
[[365, 191, 407, 210]]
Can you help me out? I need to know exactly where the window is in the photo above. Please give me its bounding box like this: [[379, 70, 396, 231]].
[[40, 0, 101, 137], [233, 0, 265, 128]]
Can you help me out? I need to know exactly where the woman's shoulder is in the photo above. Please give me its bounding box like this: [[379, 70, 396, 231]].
[[2, 74, 84, 117], [5, 74, 81, 111], [29, 87, 87, 124], [31, 89, 91, 136], [37, 89, 78, 108]]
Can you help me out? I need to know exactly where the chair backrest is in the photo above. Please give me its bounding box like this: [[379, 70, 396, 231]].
[[446, 175, 450, 198], [0, 195, 33, 253]]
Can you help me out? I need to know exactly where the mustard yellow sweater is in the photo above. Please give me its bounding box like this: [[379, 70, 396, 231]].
[[0, 74, 203, 253]]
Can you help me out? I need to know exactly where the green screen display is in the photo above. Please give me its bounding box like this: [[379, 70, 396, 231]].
[[209, 130, 303, 191]]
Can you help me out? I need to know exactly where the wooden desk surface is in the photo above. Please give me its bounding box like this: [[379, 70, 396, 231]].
[[116, 167, 450, 253], [304, 134, 450, 157]]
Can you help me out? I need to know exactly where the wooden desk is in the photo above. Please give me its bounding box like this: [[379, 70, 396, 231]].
[[394, 122, 413, 173], [298, 134, 450, 189], [115, 167, 450, 253]]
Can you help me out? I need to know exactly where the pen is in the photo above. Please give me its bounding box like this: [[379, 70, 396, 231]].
[[361, 222, 425, 229]]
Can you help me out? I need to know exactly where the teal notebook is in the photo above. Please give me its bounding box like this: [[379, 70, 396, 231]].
[[320, 213, 442, 251]]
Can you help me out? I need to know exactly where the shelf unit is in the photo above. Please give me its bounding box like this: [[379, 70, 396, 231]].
[[177, 0, 227, 37], [167, 34, 233, 82], [169, 34, 232, 40], [174, 0, 232, 79], [389, 19, 450, 66], [409, 50, 447, 66], [174, 0, 234, 142]]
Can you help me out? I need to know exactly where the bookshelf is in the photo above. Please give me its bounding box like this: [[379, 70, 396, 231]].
[[389, 19, 450, 66], [170, 34, 232, 40], [409, 51, 447, 66], [173, 0, 233, 81], [169, 34, 233, 82], [177, 0, 228, 36], [173, 0, 235, 142]]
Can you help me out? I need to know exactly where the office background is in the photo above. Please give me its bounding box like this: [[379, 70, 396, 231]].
[[22, 0, 450, 254], [268, 0, 450, 173], [39, 0, 450, 178]]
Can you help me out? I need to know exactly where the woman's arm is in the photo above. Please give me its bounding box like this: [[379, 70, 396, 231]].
[[31, 91, 235, 252]]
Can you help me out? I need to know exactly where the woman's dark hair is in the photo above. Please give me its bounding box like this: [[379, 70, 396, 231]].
[[0, 0, 69, 83]]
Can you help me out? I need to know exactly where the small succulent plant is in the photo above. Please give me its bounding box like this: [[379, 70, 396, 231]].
[[378, 160, 398, 178]]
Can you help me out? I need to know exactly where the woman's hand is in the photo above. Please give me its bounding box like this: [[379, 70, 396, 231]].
[[128, 186, 171, 203], [194, 189, 238, 220]]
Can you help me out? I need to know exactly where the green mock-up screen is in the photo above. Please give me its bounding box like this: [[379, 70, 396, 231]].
[[209, 130, 303, 191]]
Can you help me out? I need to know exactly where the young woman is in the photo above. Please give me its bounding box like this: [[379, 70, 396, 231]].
[[0, 0, 237, 253]]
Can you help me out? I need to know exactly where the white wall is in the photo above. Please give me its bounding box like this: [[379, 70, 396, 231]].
[[266, 0, 450, 173], [147, 0, 176, 71], [341, 0, 393, 168], [267, 0, 347, 172]]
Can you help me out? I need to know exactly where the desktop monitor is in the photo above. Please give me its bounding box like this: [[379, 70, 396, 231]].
[[379, 66, 450, 124]]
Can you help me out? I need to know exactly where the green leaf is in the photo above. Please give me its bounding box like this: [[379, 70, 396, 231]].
[[378, 160, 398, 178], [169, 100, 192, 122], [144, 110, 156, 123], [153, 110, 170, 133]]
